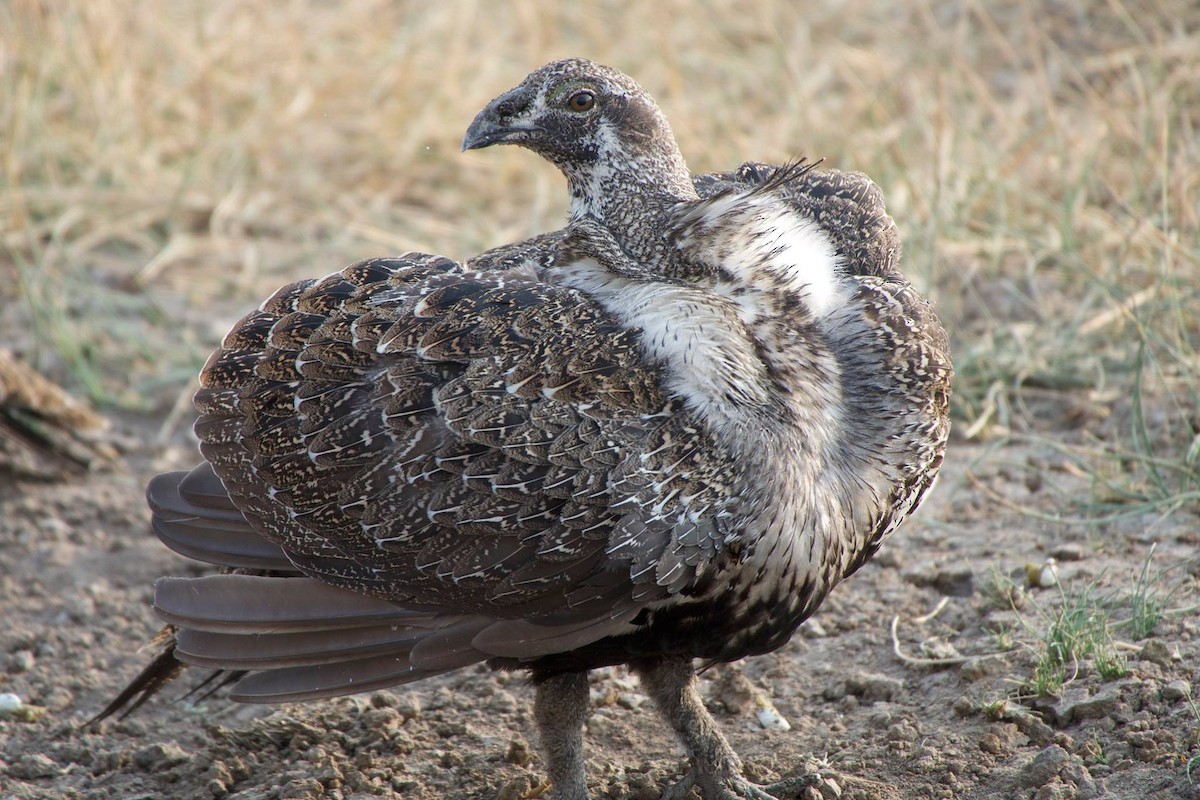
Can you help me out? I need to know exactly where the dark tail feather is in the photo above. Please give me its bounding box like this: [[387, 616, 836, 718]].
[[154, 572, 489, 703], [96, 466, 483, 719], [147, 466, 295, 571], [179, 664, 245, 705], [102, 466, 632, 716], [85, 626, 248, 726], [93, 464, 292, 722], [227, 653, 455, 704], [85, 627, 184, 726]]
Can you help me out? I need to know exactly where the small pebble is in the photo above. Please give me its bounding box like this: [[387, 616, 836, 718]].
[[1019, 744, 1069, 787], [617, 691, 648, 710], [133, 742, 191, 771], [8, 649, 35, 673], [846, 672, 903, 703], [920, 639, 961, 660], [505, 738, 533, 767], [755, 697, 791, 732], [1139, 640, 1173, 667], [0, 692, 23, 714], [960, 656, 1005, 682], [1033, 784, 1073, 800], [0, 692, 42, 722], [392, 694, 421, 720], [712, 668, 756, 715], [1049, 543, 1085, 562], [1064, 690, 1120, 723], [495, 775, 533, 800], [904, 562, 974, 596], [1062, 763, 1099, 800], [979, 733, 1006, 754], [803, 619, 828, 637], [590, 685, 618, 707], [12, 753, 61, 779], [1162, 680, 1191, 703], [1025, 559, 1058, 588]]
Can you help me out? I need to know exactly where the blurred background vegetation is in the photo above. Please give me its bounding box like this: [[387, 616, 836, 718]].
[[2, 0, 1197, 517]]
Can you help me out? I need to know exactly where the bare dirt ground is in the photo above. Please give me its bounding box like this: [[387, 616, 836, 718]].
[[1, 417, 1197, 800], [2, 2, 1198, 799]]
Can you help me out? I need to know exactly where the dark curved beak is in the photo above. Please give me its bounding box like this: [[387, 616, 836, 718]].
[[461, 88, 540, 151]]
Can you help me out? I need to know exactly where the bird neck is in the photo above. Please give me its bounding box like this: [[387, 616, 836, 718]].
[[564, 149, 697, 264]]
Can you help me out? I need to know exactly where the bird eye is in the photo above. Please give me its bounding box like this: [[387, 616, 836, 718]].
[[567, 90, 595, 112]]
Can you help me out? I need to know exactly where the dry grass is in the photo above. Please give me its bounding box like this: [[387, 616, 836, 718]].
[[2, 0, 1198, 504]]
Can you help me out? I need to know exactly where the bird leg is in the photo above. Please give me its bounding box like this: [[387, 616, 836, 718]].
[[534, 670, 591, 800], [636, 657, 819, 800]]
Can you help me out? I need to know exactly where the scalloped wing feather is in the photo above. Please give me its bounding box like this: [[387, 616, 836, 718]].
[[194, 256, 720, 625]]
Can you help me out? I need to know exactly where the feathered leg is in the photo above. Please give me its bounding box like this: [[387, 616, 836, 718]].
[[637, 657, 820, 800], [534, 670, 591, 800]]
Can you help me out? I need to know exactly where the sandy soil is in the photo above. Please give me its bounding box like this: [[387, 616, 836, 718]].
[[0, 402, 1196, 800]]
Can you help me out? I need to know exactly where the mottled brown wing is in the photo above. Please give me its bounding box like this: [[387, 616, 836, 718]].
[[194, 254, 733, 627], [835, 274, 952, 576]]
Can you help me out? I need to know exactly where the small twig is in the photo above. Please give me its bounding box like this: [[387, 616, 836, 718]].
[[891, 603, 1009, 667], [913, 596, 950, 624]]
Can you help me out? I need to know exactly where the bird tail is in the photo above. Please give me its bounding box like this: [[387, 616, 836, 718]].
[[98, 463, 641, 718], [92, 465, 490, 720], [146, 465, 295, 571], [86, 626, 188, 724], [155, 573, 486, 703]]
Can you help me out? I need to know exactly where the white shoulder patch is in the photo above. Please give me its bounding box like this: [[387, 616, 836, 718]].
[[554, 256, 771, 425], [680, 191, 846, 318]]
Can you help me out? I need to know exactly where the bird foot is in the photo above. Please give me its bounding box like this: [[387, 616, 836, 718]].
[[661, 769, 841, 800]]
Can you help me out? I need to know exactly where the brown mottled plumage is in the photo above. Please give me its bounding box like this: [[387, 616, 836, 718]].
[[100, 60, 951, 800]]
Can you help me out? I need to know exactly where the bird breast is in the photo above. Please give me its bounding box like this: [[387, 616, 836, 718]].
[[551, 186, 943, 644]]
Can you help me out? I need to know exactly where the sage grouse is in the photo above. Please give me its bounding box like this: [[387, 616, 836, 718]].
[[105, 59, 951, 800]]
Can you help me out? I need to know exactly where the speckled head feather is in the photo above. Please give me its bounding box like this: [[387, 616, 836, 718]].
[[464, 59, 697, 239]]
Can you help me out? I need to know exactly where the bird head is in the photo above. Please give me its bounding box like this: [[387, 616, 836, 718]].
[[463, 59, 695, 219]]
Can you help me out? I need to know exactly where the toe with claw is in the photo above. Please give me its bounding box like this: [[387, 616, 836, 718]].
[[661, 769, 833, 800]]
